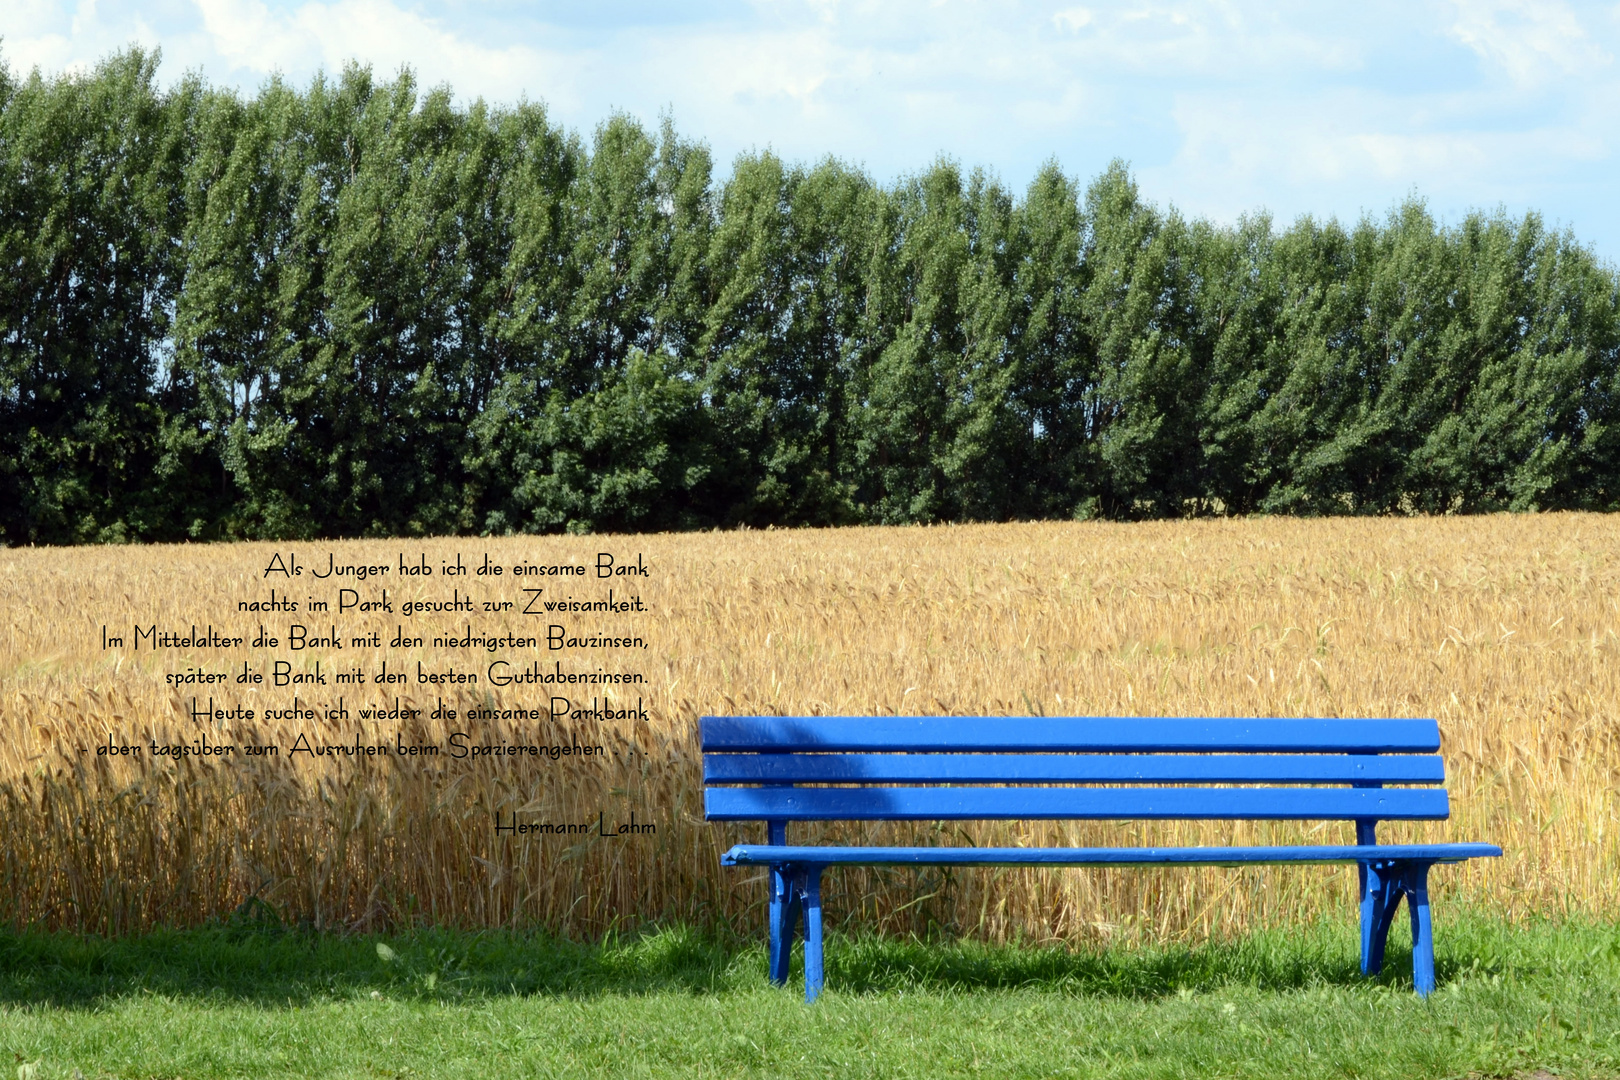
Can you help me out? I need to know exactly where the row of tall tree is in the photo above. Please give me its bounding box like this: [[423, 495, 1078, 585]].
[[4, 50, 1619, 544]]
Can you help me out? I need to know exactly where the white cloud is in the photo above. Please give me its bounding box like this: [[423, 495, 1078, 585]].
[[187, 0, 589, 108], [1053, 7, 1093, 32], [1449, 0, 1610, 86], [192, 0, 305, 68]]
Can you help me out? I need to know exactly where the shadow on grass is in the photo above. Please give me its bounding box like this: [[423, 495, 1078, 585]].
[[0, 911, 1487, 1009], [826, 928, 1402, 997]]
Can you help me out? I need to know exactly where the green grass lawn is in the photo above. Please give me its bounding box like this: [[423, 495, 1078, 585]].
[[3, 914, 1618, 1079]]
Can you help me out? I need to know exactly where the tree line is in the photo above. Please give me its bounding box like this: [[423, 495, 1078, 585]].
[[3, 49, 1618, 544]]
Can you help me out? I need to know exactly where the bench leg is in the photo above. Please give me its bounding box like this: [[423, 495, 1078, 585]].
[[1360, 860, 1403, 976], [1360, 859, 1438, 995], [769, 864, 802, 987], [802, 866, 825, 1003], [1405, 862, 1435, 997], [1358, 860, 1372, 971]]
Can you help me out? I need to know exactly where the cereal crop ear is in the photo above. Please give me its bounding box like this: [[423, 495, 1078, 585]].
[[0, 522, 1597, 942]]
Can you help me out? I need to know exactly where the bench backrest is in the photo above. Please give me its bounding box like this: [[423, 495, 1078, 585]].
[[701, 716, 1448, 825]]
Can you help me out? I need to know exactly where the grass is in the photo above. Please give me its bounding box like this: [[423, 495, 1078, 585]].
[[3, 915, 1619, 1078]]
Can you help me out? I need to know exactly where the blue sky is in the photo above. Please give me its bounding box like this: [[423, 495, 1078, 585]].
[[5, 1, 1619, 259]]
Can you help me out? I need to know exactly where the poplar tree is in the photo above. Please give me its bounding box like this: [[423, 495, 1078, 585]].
[[5, 48, 1620, 542]]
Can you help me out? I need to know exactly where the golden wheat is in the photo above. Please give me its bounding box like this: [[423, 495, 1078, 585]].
[[1, 515, 1616, 943]]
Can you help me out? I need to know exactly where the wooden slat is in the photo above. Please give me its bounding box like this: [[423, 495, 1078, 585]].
[[700, 716, 1441, 754], [719, 842, 1503, 867], [703, 785, 1449, 821], [703, 752, 1446, 785]]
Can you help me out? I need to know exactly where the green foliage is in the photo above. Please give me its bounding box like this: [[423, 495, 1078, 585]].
[[0, 50, 204, 543], [4, 48, 1620, 543]]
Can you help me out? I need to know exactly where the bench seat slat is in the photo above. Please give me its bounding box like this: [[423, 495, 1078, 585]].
[[704, 753, 1446, 785], [701, 716, 1441, 753], [721, 843, 1504, 867], [705, 785, 1449, 821]]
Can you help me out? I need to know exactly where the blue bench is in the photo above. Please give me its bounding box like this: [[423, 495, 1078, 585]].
[[702, 715, 1500, 1001]]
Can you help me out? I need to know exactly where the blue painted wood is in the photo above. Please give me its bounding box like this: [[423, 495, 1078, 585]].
[[704, 752, 1446, 785], [765, 821, 792, 983], [704, 785, 1449, 822], [1407, 863, 1436, 997], [1360, 862, 1390, 975], [1355, 818, 1378, 931], [700, 715, 1441, 753], [1357, 859, 1440, 995], [703, 714, 1496, 999], [721, 843, 1502, 867], [768, 865, 796, 986], [802, 868, 825, 1004]]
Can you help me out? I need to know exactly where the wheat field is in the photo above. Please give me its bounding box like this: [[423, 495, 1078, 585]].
[[1, 515, 1617, 943]]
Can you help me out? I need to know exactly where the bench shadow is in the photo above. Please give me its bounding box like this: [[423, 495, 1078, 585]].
[[0, 921, 1437, 1009], [821, 931, 1430, 998]]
